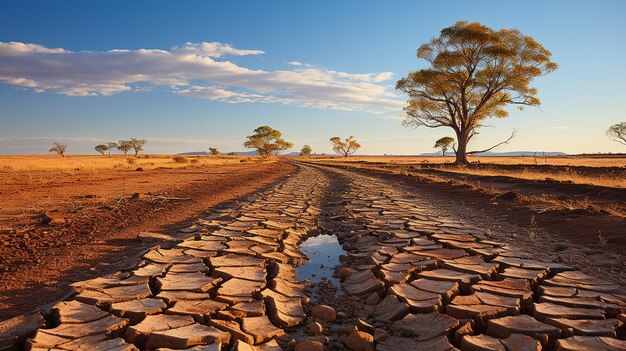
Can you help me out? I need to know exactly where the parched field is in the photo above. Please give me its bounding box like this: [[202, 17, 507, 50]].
[[0, 155, 292, 318], [0, 156, 625, 350]]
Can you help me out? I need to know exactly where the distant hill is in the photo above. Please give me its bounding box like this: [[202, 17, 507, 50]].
[[420, 151, 568, 157]]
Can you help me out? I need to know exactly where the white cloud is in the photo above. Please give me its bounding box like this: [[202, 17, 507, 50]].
[[0, 41, 403, 113], [285, 61, 302, 66]]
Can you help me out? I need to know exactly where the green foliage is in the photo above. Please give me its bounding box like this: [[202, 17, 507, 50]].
[[396, 21, 557, 164], [117, 138, 147, 157], [243, 125, 293, 157], [434, 136, 455, 156], [330, 136, 361, 157]]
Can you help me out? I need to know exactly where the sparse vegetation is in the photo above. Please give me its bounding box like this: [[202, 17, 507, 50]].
[[606, 122, 626, 145], [95, 144, 109, 156], [300, 145, 313, 157], [396, 21, 557, 164], [330, 136, 361, 157], [172, 155, 188, 163], [48, 143, 67, 157], [243, 125, 293, 157], [117, 140, 133, 155], [106, 142, 118, 155], [209, 148, 221, 155], [434, 137, 455, 156], [128, 138, 148, 157]]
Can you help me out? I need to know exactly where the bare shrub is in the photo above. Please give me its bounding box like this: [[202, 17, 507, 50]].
[[172, 155, 188, 163]]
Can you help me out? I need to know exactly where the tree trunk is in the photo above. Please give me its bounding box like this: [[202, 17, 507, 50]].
[[454, 130, 469, 165]]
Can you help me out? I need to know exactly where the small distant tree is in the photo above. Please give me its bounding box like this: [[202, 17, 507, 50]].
[[128, 138, 148, 157], [106, 142, 118, 155], [209, 148, 221, 155], [243, 125, 293, 157], [49, 143, 67, 157], [300, 145, 313, 157], [95, 144, 109, 156], [606, 122, 626, 145], [117, 140, 132, 155], [434, 137, 455, 156], [330, 136, 361, 157]]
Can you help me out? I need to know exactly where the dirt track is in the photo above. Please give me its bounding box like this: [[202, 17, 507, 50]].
[[1, 162, 625, 350], [0, 160, 293, 319]]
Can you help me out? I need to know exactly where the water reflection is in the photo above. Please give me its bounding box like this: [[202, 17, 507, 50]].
[[296, 234, 344, 286]]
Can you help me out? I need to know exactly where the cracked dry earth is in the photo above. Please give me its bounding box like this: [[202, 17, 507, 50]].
[[1, 163, 625, 351]]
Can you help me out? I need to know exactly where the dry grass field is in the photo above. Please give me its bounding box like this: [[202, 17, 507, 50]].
[[309, 155, 626, 188], [0, 154, 258, 172]]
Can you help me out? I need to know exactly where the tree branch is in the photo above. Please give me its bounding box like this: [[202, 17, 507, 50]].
[[467, 129, 517, 155]]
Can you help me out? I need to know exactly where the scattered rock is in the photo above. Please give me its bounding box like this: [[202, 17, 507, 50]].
[[345, 330, 373, 351], [311, 305, 336, 323], [294, 339, 324, 351]]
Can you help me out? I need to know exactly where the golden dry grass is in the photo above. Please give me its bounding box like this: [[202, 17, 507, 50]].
[[309, 155, 626, 167], [0, 154, 268, 172], [307, 155, 626, 189], [433, 166, 626, 189]]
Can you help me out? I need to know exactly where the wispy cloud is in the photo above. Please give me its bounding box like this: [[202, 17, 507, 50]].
[[0, 41, 404, 113]]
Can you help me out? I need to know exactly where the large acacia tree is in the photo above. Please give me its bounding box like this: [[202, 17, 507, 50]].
[[396, 21, 557, 164]]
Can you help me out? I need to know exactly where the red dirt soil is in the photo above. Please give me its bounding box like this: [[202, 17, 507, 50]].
[[0, 160, 293, 319]]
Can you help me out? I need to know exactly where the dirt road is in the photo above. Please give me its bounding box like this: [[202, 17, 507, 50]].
[[1, 163, 624, 350]]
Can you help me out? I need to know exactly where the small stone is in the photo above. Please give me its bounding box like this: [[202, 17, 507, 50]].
[[294, 339, 324, 351], [345, 330, 373, 351], [312, 305, 336, 323], [307, 322, 323, 335], [337, 324, 357, 336]]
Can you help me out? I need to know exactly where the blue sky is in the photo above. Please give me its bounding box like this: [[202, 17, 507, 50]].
[[1, 0, 625, 155]]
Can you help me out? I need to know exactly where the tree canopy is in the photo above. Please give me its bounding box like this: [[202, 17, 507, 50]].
[[434, 136, 455, 156], [117, 140, 133, 155], [243, 125, 293, 157], [106, 142, 118, 155], [330, 136, 361, 157], [606, 122, 626, 145], [95, 144, 109, 155], [300, 145, 312, 157], [127, 138, 147, 157], [396, 21, 557, 164]]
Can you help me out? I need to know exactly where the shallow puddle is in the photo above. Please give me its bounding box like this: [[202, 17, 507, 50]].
[[296, 234, 344, 286]]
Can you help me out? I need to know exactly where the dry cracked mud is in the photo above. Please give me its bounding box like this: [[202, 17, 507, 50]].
[[1, 163, 625, 351]]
